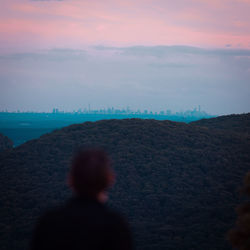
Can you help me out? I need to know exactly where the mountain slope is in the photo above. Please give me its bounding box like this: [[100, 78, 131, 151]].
[[0, 116, 250, 250], [191, 113, 250, 134]]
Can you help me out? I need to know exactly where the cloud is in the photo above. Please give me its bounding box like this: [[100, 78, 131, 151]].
[[0, 0, 250, 51], [0, 49, 87, 61], [94, 45, 250, 58]]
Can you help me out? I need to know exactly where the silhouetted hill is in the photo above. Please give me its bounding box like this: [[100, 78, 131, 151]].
[[191, 113, 250, 134], [0, 115, 250, 250], [0, 133, 13, 152]]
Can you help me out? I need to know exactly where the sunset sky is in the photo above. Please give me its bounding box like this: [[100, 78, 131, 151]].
[[0, 0, 250, 114]]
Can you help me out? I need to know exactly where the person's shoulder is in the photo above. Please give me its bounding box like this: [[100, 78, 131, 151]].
[[36, 205, 65, 225], [105, 207, 133, 249], [107, 209, 125, 220], [106, 207, 130, 228]]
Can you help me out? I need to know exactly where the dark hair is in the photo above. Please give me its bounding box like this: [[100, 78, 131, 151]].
[[70, 148, 114, 197]]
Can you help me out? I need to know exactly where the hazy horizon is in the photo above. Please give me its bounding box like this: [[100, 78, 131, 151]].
[[0, 0, 250, 115]]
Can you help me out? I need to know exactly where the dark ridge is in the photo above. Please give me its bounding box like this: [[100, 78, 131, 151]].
[[0, 116, 250, 250], [191, 113, 250, 134]]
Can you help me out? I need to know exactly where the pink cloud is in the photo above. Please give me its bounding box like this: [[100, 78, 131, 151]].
[[0, 0, 250, 51]]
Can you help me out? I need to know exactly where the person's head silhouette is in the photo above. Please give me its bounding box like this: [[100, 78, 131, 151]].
[[31, 148, 133, 250], [68, 148, 115, 203]]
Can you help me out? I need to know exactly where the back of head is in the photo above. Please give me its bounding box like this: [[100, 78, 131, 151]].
[[31, 148, 133, 250], [69, 148, 114, 198]]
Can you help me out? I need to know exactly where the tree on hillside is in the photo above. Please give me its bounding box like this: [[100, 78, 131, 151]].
[[228, 172, 250, 250], [0, 133, 13, 152]]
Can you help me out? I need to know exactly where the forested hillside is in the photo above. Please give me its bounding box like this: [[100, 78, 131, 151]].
[[0, 133, 13, 153], [0, 114, 250, 250], [191, 113, 250, 134]]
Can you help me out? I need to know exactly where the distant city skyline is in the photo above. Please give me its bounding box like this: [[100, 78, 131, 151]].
[[0, 105, 213, 117], [1, 103, 249, 116]]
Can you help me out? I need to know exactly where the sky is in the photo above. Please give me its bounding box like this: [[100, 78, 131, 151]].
[[0, 0, 250, 114]]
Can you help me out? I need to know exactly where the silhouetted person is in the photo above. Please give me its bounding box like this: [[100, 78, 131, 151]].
[[30, 148, 133, 250]]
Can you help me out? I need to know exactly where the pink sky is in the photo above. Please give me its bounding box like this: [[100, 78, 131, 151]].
[[0, 0, 250, 51]]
